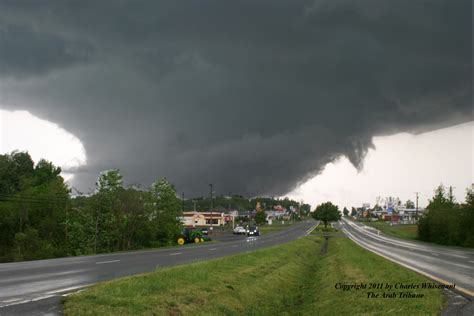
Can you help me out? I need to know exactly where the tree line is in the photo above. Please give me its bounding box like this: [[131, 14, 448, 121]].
[[182, 195, 311, 214], [0, 151, 182, 262], [418, 185, 474, 247], [0, 151, 311, 263]]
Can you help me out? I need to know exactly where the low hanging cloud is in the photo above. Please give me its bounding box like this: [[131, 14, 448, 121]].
[[0, 0, 471, 196]]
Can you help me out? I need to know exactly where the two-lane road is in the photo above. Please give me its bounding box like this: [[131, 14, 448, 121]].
[[0, 220, 318, 314], [338, 218, 474, 298]]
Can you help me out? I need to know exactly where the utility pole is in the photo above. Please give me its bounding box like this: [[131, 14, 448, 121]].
[[182, 192, 185, 212], [228, 192, 232, 229], [415, 192, 419, 222], [448, 186, 456, 204], [209, 184, 213, 233], [193, 200, 197, 212]]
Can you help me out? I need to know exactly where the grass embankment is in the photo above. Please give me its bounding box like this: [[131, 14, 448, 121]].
[[65, 235, 445, 315], [258, 220, 294, 235], [362, 221, 418, 240]]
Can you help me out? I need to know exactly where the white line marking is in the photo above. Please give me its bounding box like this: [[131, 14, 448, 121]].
[[62, 289, 86, 297], [169, 252, 182, 256], [469, 261, 474, 264], [46, 284, 91, 295], [31, 295, 55, 302], [305, 223, 319, 236], [1, 300, 30, 308], [2, 298, 22, 303], [95, 259, 120, 265], [431, 253, 439, 256], [209, 248, 217, 251]]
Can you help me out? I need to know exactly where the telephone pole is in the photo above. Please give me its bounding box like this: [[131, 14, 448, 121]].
[[182, 192, 185, 212], [415, 192, 419, 221], [209, 184, 213, 232]]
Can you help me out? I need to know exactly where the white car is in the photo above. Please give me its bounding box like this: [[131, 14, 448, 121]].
[[233, 226, 246, 235]]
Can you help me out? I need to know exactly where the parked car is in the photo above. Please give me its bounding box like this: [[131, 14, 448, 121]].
[[233, 226, 246, 235], [246, 226, 260, 236]]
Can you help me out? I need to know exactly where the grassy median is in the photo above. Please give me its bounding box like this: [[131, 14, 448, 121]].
[[362, 221, 418, 240], [64, 235, 445, 315], [258, 220, 294, 235]]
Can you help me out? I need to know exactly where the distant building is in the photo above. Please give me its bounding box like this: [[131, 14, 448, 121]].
[[265, 210, 287, 221], [180, 211, 225, 227], [274, 205, 287, 212], [397, 207, 426, 223]]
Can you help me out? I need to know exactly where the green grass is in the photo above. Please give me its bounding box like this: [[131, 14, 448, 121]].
[[312, 224, 338, 233], [362, 221, 418, 240], [64, 235, 445, 316], [258, 220, 294, 235]]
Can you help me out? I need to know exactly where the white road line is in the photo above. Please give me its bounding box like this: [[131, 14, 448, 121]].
[[1, 300, 30, 308], [469, 261, 474, 264], [62, 289, 87, 297], [431, 253, 439, 256], [31, 295, 55, 302], [46, 284, 91, 295], [95, 259, 120, 265], [169, 252, 182, 256], [305, 223, 319, 236], [209, 248, 217, 251], [1, 294, 57, 308], [2, 298, 22, 303]]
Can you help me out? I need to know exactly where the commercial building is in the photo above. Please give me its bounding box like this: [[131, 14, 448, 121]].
[[180, 211, 225, 227]]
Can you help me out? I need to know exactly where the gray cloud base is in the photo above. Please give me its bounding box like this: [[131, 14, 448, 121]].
[[0, 0, 471, 196]]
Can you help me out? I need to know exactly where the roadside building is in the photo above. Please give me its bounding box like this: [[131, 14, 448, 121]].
[[397, 207, 426, 223], [180, 211, 225, 227], [382, 214, 400, 222]]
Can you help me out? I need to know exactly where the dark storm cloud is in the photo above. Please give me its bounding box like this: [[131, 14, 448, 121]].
[[0, 24, 93, 78], [0, 0, 471, 196]]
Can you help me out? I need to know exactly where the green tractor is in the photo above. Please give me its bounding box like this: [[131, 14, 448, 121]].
[[176, 228, 211, 245]]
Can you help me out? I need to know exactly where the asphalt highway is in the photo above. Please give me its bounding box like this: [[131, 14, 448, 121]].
[[0, 220, 318, 315], [338, 218, 474, 298]]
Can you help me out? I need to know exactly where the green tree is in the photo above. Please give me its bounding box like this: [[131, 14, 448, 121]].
[[0, 151, 35, 195], [427, 184, 451, 210], [255, 210, 266, 225], [343, 207, 349, 217], [94, 169, 124, 252], [418, 184, 465, 246], [311, 202, 341, 228], [459, 188, 474, 247], [0, 152, 70, 261], [97, 169, 123, 193], [150, 179, 182, 245], [405, 200, 415, 209]]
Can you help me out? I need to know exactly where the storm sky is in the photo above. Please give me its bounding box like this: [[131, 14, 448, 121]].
[[0, 0, 472, 197]]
